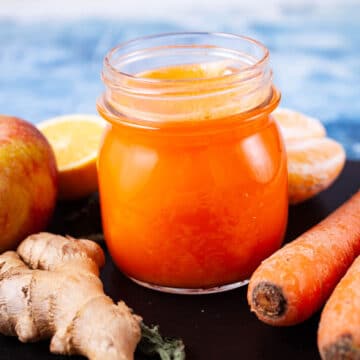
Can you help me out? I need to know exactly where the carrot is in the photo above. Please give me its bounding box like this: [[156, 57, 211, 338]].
[[318, 254, 360, 360], [247, 190, 360, 326]]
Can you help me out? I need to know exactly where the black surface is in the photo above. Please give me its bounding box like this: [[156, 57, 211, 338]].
[[0, 161, 359, 360]]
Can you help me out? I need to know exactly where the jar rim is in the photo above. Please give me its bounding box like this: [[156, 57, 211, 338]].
[[97, 86, 281, 132], [104, 32, 270, 85]]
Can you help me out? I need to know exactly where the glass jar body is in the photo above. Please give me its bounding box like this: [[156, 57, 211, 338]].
[[98, 111, 287, 292]]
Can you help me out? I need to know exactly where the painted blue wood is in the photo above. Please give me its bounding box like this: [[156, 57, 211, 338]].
[[0, 3, 359, 157]]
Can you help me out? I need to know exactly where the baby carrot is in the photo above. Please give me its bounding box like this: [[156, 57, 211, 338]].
[[318, 254, 360, 360], [247, 190, 360, 326]]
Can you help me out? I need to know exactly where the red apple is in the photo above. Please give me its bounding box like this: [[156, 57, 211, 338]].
[[0, 116, 58, 252]]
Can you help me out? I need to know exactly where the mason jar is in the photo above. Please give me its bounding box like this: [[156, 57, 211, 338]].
[[97, 32, 288, 294]]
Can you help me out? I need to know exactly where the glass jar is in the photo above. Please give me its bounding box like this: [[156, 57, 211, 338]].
[[97, 32, 288, 294]]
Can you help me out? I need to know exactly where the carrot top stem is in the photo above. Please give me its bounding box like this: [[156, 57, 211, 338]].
[[321, 334, 360, 360], [251, 282, 287, 319]]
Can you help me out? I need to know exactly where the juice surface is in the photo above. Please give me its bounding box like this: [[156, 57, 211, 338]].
[[98, 64, 288, 288]]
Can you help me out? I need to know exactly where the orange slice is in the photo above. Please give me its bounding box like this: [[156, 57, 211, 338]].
[[37, 114, 107, 200], [286, 137, 346, 204], [273, 108, 326, 142], [273, 108, 345, 204]]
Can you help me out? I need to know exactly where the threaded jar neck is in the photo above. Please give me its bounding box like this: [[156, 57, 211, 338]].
[[98, 32, 276, 128]]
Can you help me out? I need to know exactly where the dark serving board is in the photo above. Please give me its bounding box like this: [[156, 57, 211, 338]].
[[1, 161, 359, 360]]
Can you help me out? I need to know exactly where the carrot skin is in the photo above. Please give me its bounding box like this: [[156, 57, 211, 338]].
[[247, 190, 360, 326], [318, 254, 360, 360]]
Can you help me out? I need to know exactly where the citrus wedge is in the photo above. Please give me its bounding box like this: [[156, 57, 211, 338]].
[[286, 137, 345, 204], [273, 108, 346, 204], [37, 114, 107, 200], [273, 108, 326, 142]]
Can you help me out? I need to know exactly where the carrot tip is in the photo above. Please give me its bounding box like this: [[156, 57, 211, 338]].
[[321, 334, 360, 360], [251, 281, 287, 319]]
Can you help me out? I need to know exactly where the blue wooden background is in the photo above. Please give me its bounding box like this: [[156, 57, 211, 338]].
[[0, 1, 359, 158]]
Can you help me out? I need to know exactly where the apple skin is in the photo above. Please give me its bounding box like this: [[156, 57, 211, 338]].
[[0, 116, 58, 252]]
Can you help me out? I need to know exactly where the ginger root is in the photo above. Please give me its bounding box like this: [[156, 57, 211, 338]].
[[0, 232, 141, 360]]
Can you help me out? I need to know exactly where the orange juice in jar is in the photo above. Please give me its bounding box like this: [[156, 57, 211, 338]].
[[97, 33, 288, 294]]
